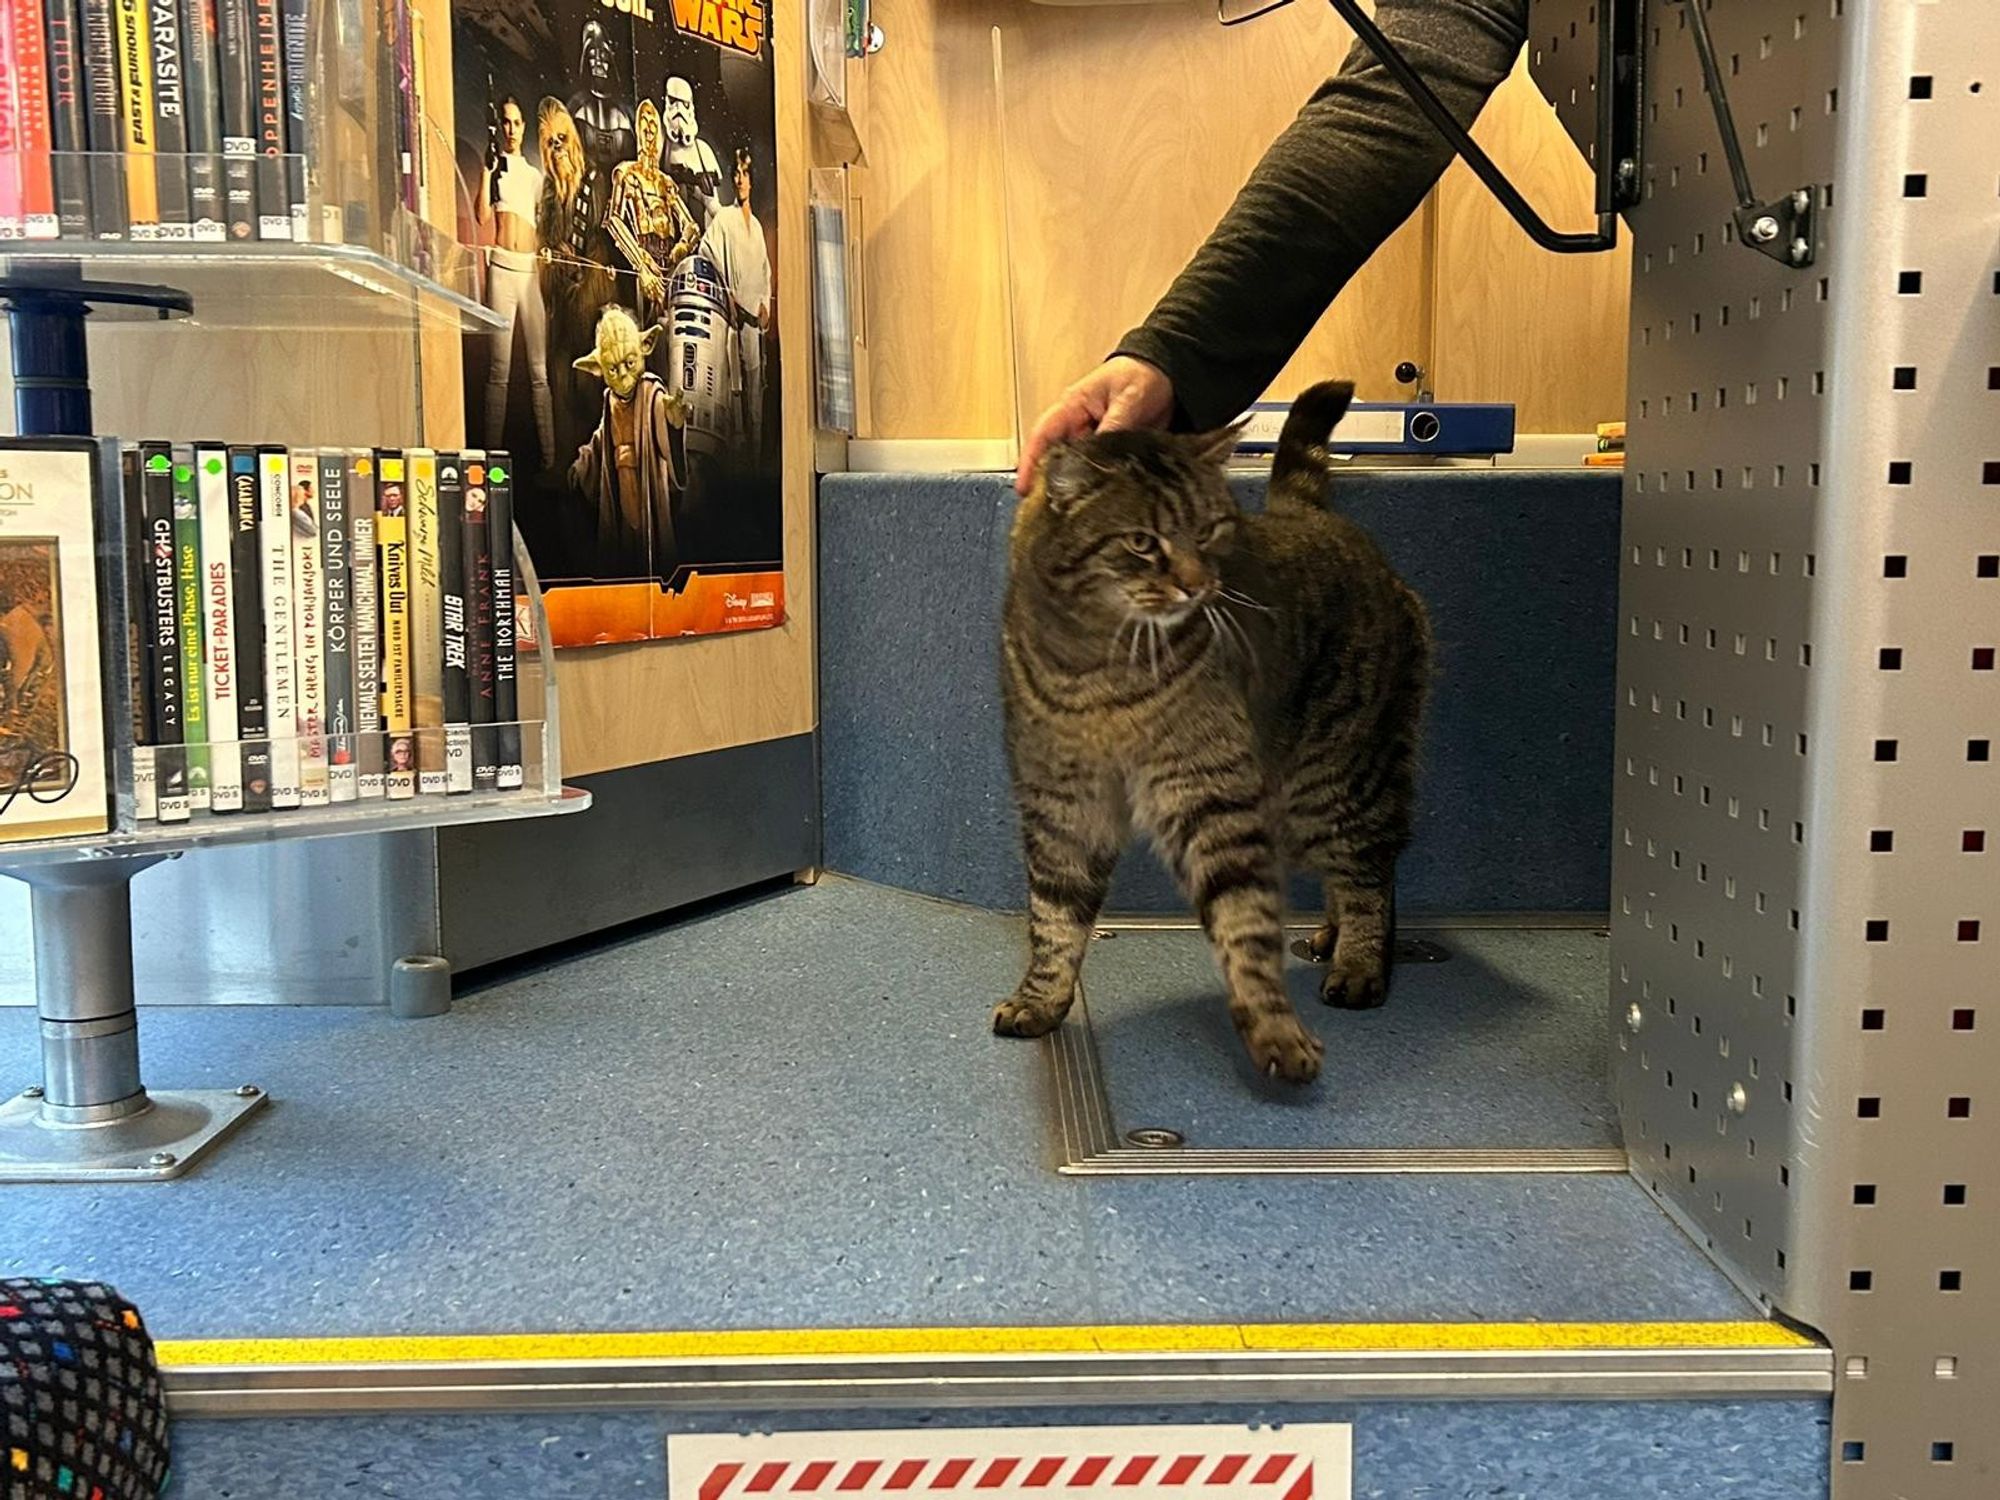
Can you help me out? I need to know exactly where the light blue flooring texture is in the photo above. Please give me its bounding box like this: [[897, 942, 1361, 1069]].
[[163, 1402, 1830, 1500], [1084, 926, 1618, 1149], [3, 879, 1754, 1338]]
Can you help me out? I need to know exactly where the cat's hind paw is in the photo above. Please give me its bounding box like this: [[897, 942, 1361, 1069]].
[[1320, 960, 1388, 1010]]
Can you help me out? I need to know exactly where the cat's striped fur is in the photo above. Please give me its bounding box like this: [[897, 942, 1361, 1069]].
[[996, 380, 1431, 1083]]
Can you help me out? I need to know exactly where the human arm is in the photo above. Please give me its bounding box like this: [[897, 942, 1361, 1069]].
[[1016, 0, 1528, 492]]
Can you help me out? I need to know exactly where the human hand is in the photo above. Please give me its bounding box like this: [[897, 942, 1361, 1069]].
[[1015, 356, 1174, 495]]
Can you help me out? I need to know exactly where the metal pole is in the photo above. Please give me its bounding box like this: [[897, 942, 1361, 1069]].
[[23, 859, 161, 1124]]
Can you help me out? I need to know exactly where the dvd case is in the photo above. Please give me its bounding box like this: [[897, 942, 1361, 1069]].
[[248, 0, 288, 237], [181, 0, 228, 237], [318, 449, 357, 802], [147, 0, 192, 235], [436, 451, 471, 793], [227, 445, 270, 810], [257, 445, 301, 807], [79, 0, 129, 235], [215, 0, 254, 239], [42, 0, 95, 237], [348, 449, 384, 797], [113, 0, 160, 235], [487, 451, 520, 789], [196, 444, 242, 812], [277, 0, 307, 240], [289, 447, 329, 805], [9, 0, 60, 239], [408, 447, 445, 793], [139, 444, 189, 820], [461, 450, 496, 792], [172, 447, 211, 809], [375, 450, 415, 799], [119, 451, 157, 818]]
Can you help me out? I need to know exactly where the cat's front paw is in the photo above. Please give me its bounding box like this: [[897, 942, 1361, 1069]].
[[1243, 1013, 1324, 1084], [1321, 957, 1388, 1009], [993, 990, 1074, 1038]]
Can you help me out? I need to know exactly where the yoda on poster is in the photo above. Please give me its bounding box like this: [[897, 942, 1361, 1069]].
[[452, 0, 783, 648]]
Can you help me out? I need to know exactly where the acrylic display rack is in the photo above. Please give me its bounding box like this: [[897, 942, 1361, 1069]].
[[0, 247, 586, 1186]]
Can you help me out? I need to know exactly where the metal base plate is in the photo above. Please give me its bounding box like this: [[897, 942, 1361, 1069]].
[[0, 1086, 268, 1183]]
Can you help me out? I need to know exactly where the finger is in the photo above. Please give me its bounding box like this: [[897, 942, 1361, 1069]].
[[1015, 395, 1089, 494]]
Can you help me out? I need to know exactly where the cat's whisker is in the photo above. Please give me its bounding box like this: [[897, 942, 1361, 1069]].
[[1220, 587, 1272, 613]]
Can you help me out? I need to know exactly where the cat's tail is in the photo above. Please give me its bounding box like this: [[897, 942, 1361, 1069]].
[[1268, 379, 1356, 510]]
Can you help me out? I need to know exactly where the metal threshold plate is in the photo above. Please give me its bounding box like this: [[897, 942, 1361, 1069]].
[[156, 1322, 1830, 1416], [1045, 923, 1627, 1177]]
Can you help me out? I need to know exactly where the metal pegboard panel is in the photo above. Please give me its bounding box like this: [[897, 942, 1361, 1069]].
[[1610, 2, 2000, 1496], [1527, 0, 1606, 167]]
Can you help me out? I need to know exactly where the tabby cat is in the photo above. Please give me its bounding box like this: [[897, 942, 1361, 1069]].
[[995, 380, 1432, 1083]]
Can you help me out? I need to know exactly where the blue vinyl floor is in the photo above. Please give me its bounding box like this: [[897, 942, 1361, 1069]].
[[1084, 925, 1618, 1150], [4, 878, 1753, 1338]]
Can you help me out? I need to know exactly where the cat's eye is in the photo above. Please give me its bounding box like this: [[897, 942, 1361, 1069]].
[[1123, 532, 1160, 556]]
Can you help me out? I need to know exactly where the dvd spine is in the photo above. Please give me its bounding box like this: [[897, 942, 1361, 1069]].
[[437, 450, 472, 793], [172, 446, 210, 809], [348, 449, 385, 797], [79, 0, 128, 235], [289, 447, 329, 805], [460, 450, 496, 792], [318, 449, 357, 802], [139, 443, 189, 820], [487, 451, 520, 789], [0, 3, 21, 241], [147, 0, 191, 234], [180, 0, 226, 237], [248, 0, 287, 237], [375, 451, 415, 799], [197, 444, 242, 812], [121, 450, 158, 818], [43, 0, 96, 237], [9, 0, 60, 238], [407, 446, 445, 793], [277, 0, 306, 239], [227, 445, 270, 810], [258, 445, 301, 807], [214, 0, 253, 238], [113, 0, 159, 234]]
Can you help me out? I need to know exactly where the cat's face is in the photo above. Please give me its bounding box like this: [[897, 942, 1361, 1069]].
[[1023, 427, 1242, 628]]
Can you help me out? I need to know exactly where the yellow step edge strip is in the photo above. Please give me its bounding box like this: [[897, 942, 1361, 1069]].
[[160, 1320, 1814, 1368]]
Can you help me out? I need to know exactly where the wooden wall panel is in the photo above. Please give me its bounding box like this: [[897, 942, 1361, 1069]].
[[856, 0, 1629, 440], [1430, 55, 1633, 431]]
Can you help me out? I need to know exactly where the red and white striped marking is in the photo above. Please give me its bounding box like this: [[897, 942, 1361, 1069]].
[[670, 1426, 1351, 1500]]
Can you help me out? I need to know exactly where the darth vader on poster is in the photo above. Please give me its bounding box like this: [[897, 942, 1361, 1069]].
[[451, 0, 783, 647]]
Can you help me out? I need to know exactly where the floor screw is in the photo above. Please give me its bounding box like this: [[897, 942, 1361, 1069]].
[[235, 1084, 262, 1098], [1125, 1128, 1186, 1150], [23, 1085, 44, 1100], [147, 1152, 177, 1169], [1091, 929, 1116, 941]]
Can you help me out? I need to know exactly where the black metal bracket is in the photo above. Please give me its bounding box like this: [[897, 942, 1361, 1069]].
[[1675, 0, 1815, 268], [1320, 0, 1620, 255]]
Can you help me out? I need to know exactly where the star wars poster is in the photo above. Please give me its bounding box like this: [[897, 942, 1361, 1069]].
[[452, 0, 783, 648]]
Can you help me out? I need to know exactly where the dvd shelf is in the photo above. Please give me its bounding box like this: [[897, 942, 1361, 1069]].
[[1, 66, 587, 1180]]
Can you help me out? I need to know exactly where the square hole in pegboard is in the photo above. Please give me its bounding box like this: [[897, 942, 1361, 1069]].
[[1940, 1270, 1963, 1292], [1944, 1184, 1968, 1206]]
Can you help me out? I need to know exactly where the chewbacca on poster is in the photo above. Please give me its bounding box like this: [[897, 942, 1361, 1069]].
[[535, 96, 617, 477]]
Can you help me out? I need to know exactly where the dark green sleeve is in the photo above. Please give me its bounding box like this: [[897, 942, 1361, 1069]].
[[1115, 0, 1530, 431]]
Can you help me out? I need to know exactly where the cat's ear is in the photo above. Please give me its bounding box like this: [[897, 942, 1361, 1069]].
[[1038, 444, 1098, 516], [1186, 421, 1248, 468]]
